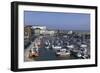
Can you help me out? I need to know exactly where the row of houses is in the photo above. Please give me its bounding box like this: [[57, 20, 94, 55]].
[[24, 25, 55, 40]]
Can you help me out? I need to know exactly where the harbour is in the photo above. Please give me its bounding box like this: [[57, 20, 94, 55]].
[[24, 28, 90, 61]]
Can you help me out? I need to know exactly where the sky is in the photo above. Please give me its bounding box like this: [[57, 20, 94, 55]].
[[24, 11, 90, 31]]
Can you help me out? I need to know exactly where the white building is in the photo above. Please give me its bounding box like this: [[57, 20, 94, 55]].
[[32, 25, 46, 30], [32, 25, 46, 35], [32, 25, 55, 36], [68, 31, 73, 34], [44, 30, 55, 36]]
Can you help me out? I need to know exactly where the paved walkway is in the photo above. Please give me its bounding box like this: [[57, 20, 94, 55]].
[[24, 36, 41, 61], [24, 41, 35, 61]]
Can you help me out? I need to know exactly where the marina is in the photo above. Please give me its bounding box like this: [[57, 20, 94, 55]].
[[24, 11, 90, 62], [24, 29, 90, 61]]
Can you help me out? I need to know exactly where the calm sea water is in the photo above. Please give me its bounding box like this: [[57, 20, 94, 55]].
[[34, 48, 78, 61]]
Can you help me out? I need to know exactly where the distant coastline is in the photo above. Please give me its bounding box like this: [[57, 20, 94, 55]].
[[47, 29, 90, 32]]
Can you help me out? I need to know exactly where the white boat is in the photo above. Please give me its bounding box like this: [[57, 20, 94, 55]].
[[52, 45, 62, 50], [67, 45, 74, 49], [44, 41, 51, 50], [77, 52, 82, 58], [45, 46, 50, 50], [80, 44, 87, 48], [56, 48, 70, 56], [82, 55, 87, 59]]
